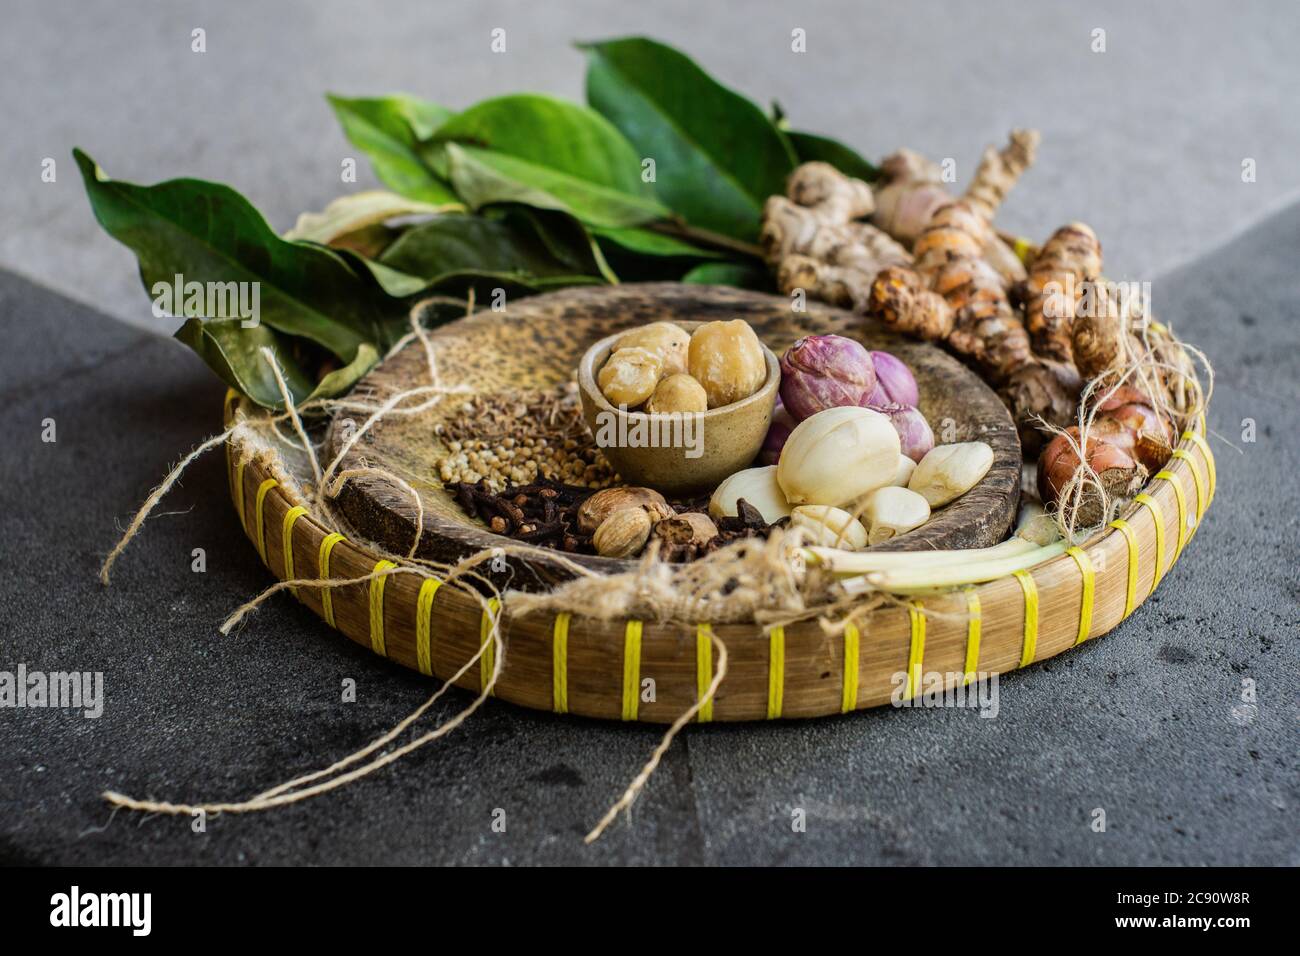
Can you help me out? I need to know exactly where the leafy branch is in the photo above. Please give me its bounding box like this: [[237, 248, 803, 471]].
[[77, 36, 879, 409]]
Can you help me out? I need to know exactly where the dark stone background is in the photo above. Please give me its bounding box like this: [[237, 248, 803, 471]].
[[1, 204, 1296, 865]]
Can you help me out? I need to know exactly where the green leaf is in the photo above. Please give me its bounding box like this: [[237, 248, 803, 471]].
[[175, 319, 378, 410], [681, 260, 773, 290], [504, 207, 617, 280], [331, 226, 607, 303], [310, 342, 381, 402], [784, 130, 879, 182], [329, 251, 433, 298], [594, 225, 724, 259], [580, 37, 796, 240], [75, 149, 399, 360], [378, 213, 592, 281], [328, 94, 459, 204], [427, 94, 668, 228]]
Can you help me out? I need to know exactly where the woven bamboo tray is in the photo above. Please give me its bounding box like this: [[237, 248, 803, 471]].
[[223, 389, 1214, 726]]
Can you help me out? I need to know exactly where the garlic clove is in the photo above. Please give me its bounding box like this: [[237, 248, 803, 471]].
[[908, 441, 994, 507], [709, 465, 791, 524], [862, 486, 931, 544], [777, 406, 900, 507], [790, 505, 869, 550], [889, 455, 916, 488]]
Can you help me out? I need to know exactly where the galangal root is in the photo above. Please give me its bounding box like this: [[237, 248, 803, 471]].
[[760, 130, 1204, 528]]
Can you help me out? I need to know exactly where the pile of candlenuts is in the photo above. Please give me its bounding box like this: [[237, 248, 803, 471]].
[[597, 320, 767, 413]]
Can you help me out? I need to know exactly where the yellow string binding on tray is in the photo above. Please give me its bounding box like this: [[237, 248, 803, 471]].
[[1154, 471, 1189, 558], [1013, 570, 1039, 667], [253, 478, 278, 565], [1134, 493, 1167, 590], [841, 620, 860, 714], [621, 620, 643, 721], [480, 597, 500, 694], [1170, 449, 1207, 528], [696, 623, 714, 723], [281, 506, 307, 598], [552, 612, 570, 714], [367, 560, 397, 657], [963, 588, 982, 683], [233, 459, 248, 531], [1108, 519, 1140, 618], [767, 626, 786, 719], [1182, 429, 1216, 501], [317, 533, 345, 628], [905, 601, 926, 701], [415, 577, 442, 677], [1065, 546, 1096, 645]]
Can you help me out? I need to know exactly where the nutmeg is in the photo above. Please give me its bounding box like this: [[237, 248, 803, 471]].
[[652, 512, 719, 549], [593, 507, 653, 558], [577, 486, 673, 534]]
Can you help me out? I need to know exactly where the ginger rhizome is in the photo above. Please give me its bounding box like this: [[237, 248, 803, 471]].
[[871, 131, 1038, 282], [761, 162, 912, 312], [1017, 223, 1103, 363], [758, 128, 1200, 493], [861, 131, 1084, 451]]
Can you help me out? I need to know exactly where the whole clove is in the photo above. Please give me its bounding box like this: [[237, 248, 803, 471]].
[[449, 480, 778, 562]]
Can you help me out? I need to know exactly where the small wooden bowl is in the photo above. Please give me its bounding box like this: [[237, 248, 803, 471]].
[[576, 323, 780, 496]]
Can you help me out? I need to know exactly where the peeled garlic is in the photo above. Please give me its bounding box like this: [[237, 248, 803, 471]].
[[709, 465, 791, 524], [777, 406, 900, 507], [862, 486, 931, 544], [889, 455, 916, 488], [790, 505, 869, 550], [908, 441, 994, 507]]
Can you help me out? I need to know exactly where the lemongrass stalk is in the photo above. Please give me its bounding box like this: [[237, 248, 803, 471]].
[[807, 535, 1039, 575], [864, 540, 1070, 593], [806, 505, 1059, 576]]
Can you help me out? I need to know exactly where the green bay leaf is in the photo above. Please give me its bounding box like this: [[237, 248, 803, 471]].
[[328, 94, 458, 204], [427, 94, 668, 228], [580, 37, 796, 241], [75, 149, 400, 360], [784, 130, 879, 182]]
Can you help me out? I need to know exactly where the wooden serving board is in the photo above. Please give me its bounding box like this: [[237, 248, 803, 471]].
[[325, 283, 1021, 589]]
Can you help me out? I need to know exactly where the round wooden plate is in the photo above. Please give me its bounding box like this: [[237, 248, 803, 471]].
[[325, 283, 1021, 589]]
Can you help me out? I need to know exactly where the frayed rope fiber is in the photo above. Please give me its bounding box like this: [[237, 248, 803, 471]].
[[94, 302, 734, 842]]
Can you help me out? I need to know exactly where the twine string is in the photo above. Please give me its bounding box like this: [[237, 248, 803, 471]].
[[584, 631, 728, 843]]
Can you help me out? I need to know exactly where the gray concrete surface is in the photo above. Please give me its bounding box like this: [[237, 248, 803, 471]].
[[5, 0, 1300, 333], [0, 201, 1296, 865]]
